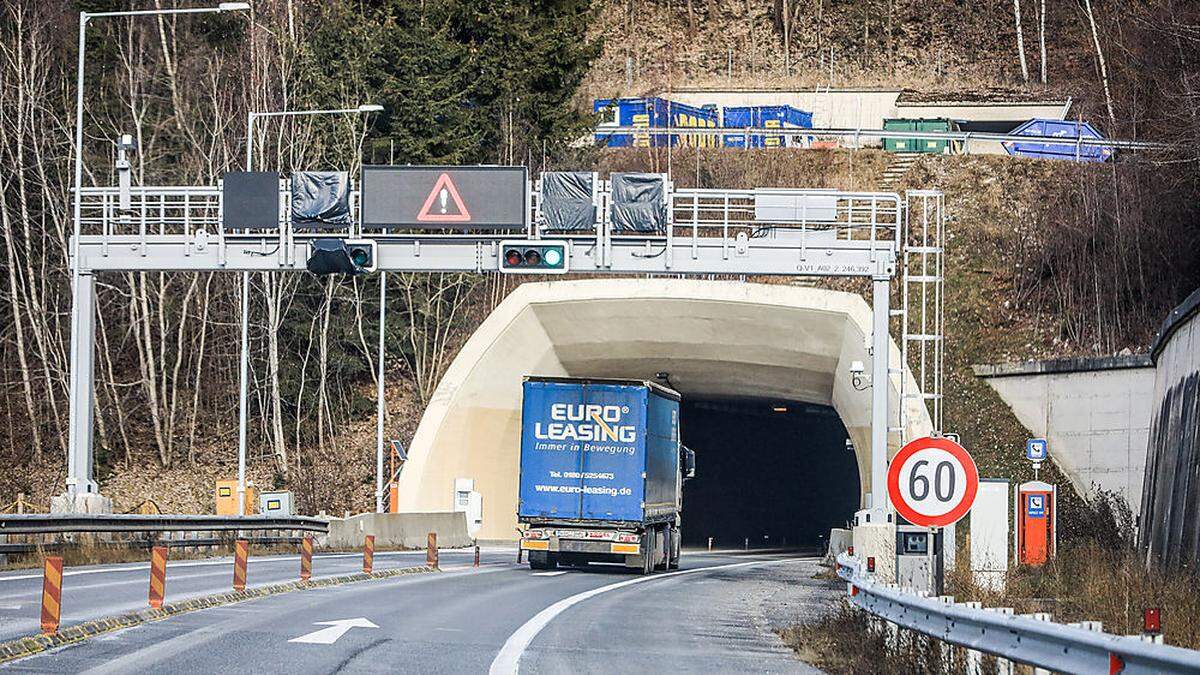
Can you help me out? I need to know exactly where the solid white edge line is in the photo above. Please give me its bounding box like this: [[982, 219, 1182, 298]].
[[488, 557, 811, 675]]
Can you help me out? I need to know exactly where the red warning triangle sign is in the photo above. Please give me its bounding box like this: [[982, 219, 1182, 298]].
[[416, 172, 472, 222]]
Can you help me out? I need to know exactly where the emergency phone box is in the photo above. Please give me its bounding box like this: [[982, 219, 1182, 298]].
[[215, 479, 257, 515]]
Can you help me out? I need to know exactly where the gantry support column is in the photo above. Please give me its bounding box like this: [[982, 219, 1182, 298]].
[[57, 270, 110, 513]]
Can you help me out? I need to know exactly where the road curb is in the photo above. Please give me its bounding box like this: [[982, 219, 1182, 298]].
[[0, 565, 438, 664]]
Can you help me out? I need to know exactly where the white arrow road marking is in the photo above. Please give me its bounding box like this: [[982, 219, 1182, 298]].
[[289, 617, 379, 645], [489, 557, 811, 674]]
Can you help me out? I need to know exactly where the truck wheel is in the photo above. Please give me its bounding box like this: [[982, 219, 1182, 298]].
[[640, 534, 655, 575], [529, 551, 556, 570], [654, 527, 669, 571]]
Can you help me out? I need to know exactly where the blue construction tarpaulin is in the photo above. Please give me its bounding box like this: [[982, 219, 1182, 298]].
[[593, 97, 719, 148], [721, 105, 814, 148], [1003, 119, 1114, 162]]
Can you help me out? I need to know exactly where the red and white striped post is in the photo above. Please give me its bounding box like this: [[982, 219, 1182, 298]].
[[363, 534, 375, 574], [299, 536, 313, 581], [148, 546, 168, 608], [232, 539, 249, 592], [40, 556, 63, 635], [426, 532, 438, 569]]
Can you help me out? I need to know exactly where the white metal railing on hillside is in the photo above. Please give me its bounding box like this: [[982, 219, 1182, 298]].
[[591, 125, 1164, 152], [836, 553, 1200, 674]]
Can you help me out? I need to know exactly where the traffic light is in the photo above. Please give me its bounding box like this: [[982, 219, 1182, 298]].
[[498, 240, 569, 274], [306, 238, 376, 275]]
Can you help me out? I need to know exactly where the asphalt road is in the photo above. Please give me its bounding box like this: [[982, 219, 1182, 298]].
[[0, 547, 504, 644], [1, 551, 835, 674]]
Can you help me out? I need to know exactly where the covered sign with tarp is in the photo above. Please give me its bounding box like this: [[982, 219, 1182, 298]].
[[291, 171, 351, 228], [538, 171, 597, 233], [1002, 119, 1114, 162], [609, 173, 668, 234]]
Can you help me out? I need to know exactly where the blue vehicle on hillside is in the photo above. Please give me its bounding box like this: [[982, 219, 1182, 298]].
[[518, 377, 695, 574]]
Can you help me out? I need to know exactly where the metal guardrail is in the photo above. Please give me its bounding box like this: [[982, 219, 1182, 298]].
[[836, 553, 1200, 674], [593, 125, 1166, 151], [0, 514, 329, 536], [0, 536, 306, 555]]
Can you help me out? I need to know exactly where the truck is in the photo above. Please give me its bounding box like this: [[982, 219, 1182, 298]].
[[517, 376, 695, 574]]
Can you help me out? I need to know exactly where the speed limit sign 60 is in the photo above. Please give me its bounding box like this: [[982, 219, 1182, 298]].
[[887, 436, 979, 527]]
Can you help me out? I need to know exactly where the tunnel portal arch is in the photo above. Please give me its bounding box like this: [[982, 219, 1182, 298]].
[[394, 278, 932, 540]]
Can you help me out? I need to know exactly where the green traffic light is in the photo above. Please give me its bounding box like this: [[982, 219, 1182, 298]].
[[351, 248, 370, 266], [543, 247, 563, 267]]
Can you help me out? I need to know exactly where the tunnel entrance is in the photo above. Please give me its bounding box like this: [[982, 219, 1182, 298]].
[[680, 398, 860, 550]]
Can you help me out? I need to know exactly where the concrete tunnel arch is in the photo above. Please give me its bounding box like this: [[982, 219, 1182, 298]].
[[394, 278, 932, 541]]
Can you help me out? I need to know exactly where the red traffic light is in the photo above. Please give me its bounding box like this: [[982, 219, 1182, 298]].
[[504, 249, 522, 266], [867, 556, 876, 573], [847, 545, 854, 556]]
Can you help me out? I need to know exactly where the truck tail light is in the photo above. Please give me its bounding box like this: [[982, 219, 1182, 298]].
[[617, 533, 640, 543], [526, 530, 546, 540]]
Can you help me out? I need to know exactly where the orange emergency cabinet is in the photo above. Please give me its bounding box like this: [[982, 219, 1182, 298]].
[[215, 479, 256, 515], [1015, 481, 1056, 566]]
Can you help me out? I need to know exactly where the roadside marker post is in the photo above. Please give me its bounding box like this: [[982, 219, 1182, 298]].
[[474, 544, 480, 568], [148, 545, 168, 608], [232, 539, 248, 592], [40, 556, 63, 635], [300, 536, 313, 581], [427, 532, 438, 569], [363, 534, 375, 574]]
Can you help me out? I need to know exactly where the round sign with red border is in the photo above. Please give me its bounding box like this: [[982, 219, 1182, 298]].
[[887, 436, 979, 528]]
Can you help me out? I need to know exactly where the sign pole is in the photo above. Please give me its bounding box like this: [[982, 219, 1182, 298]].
[[375, 272, 386, 513], [869, 274, 891, 517]]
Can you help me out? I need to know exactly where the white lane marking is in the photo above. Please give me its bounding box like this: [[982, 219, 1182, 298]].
[[488, 557, 810, 675], [531, 571, 567, 577], [288, 617, 379, 645], [0, 550, 431, 583]]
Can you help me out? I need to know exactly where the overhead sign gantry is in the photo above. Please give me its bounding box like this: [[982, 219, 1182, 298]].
[[65, 166, 943, 537]]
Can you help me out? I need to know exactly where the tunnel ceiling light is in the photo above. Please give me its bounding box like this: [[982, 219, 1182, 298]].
[[773, 406, 788, 413]]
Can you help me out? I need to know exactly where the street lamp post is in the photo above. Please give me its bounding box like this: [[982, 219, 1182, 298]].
[[67, 2, 250, 502], [237, 104, 383, 516]]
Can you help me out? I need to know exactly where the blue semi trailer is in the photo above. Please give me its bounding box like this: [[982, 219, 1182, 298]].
[[517, 377, 695, 573]]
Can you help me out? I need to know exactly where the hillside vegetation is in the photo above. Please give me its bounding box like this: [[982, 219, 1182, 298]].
[[0, 0, 1197, 517]]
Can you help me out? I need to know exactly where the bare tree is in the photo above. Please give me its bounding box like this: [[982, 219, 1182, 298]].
[[1014, 0, 1030, 82], [1081, 0, 1116, 127], [1038, 0, 1048, 84]]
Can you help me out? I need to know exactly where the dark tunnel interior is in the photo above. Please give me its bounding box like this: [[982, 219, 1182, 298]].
[[679, 398, 860, 550]]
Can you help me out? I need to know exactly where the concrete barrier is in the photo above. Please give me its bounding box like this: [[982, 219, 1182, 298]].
[[826, 528, 852, 562], [323, 512, 471, 550]]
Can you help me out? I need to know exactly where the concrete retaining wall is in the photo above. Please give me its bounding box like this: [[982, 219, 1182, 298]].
[[1139, 286, 1200, 569], [324, 512, 472, 550], [972, 355, 1155, 513]]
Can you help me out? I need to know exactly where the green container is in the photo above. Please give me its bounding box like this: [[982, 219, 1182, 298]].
[[883, 118, 952, 154]]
